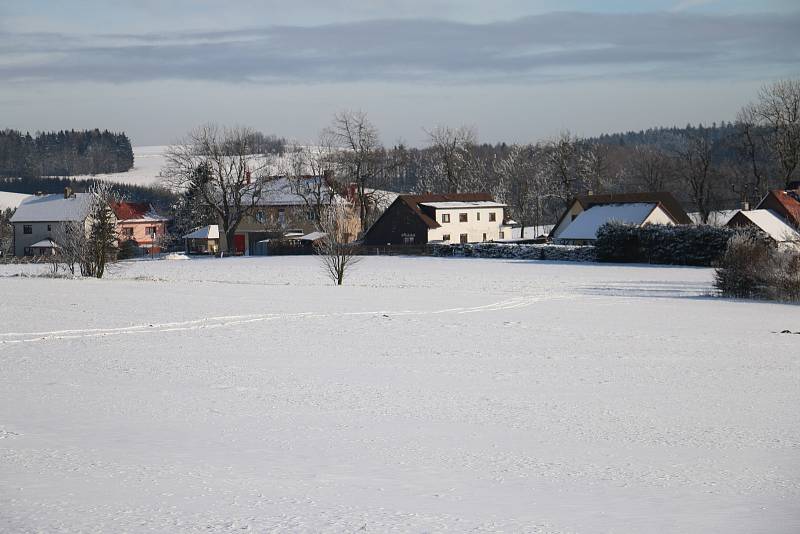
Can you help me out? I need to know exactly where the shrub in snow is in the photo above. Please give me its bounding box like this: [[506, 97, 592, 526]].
[[595, 223, 762, 266], [714, 234, 800, 302], [429, 243, 596, 262]]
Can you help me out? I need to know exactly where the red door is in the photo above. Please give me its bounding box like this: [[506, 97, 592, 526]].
[[234, 234, 246, 255]]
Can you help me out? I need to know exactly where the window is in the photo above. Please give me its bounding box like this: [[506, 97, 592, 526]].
[[459, 213, 468, 222], [23, 225, 32, 234], [460, 233, 468, 244], [482, 233, 487, 242], [47, 224, 52, 232], [476, 212, 481, 221], [122, 227, 134, 237], [442, 234, 450, 242], [278, 209, 286, 226], [255, 210, 265, 224], [441, 213, 450, 223], [489, 212, 496, 222], [402, 233, 415, 244], [145, 226, 157, 237], [499, 231, 505, 239]]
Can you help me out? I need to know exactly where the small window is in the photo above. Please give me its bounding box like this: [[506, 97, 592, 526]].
[[146, 226, 157, 237], [256, 211, 265, 223], [476, 212, 481, 221], [441, 213, 450, 223], [499, 231, 505, 239], [403, 234, 415, 244], [23, 225, 32, 234], [489, 212, 496, 222], [442, 234, 450, 242], [483, 233, 487, 241], [460, 233, 468, 244], [47, 224, 52, 232], [459, 213, 468, 222]]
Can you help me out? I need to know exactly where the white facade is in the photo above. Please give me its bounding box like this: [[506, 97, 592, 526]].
[[422, 202, 506, 243]]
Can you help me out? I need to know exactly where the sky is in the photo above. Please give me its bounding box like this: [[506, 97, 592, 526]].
[[1, 0, 798, 147]]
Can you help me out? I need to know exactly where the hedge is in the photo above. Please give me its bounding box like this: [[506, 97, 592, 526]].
[[594, 223, 765, 266]]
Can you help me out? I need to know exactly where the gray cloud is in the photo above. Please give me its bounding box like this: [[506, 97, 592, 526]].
[[1, 11, 798, 84]]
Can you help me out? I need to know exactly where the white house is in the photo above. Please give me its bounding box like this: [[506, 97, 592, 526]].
[[362, 193, 508, 245], [726, 209, 800, 250], [555, 202, 677, 244], [9, 189, 93, 256]]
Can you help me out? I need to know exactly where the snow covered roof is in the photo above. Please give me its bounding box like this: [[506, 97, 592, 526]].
[[252, 176, 334, 206], [298, 231, 326, 241], [111, 201, 168, 222], [558, 203, 658, 241], [9, 193, 92, 223], [419, 201, 506, 209], [0, 191, 31, 210], [183, 225, 219, 240], [29, 239, 58, 248], [731, 209, 800, 243]]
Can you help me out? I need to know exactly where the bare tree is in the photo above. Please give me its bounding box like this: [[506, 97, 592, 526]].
[[495, 144, 553, 238], [283, 141, 337, 223], [162, 124, 270, 254], [672, 132, 718, 224], [52, 220, 87, 276], [542, 132, 593, 208], [422, 125, 478, 193], [324, 111, 390, 234], [742, 80, 800, 189], [314, 201, 362, 286], [627, 145, 675, 192]]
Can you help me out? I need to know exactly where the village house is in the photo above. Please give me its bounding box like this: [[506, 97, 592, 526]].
[[753, 184, 800, 228], [221, 175, 361, 255], [362, 193, 509, 246], [112, 201, 169, 254], [550, 192, 691, 244], [726, 209, 800, 249], [9, 189, 93, 257]]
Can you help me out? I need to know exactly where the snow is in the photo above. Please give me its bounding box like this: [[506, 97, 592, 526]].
[[419, 201, 507, 209], [9, 193, 92, 222], [499, 224, 554, 240], [735, 209, 800, 244], [28, 239, 58, 248], [0, 191, 31, 211], [0, 256, 798, 533], [558, 203, 657, 241]]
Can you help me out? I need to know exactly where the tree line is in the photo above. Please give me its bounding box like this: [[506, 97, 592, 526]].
[[0, 129, 134, 177]]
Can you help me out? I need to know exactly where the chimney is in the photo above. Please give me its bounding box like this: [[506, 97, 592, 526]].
[[741, 201, 750, 211], [64, 186, 73, 199]]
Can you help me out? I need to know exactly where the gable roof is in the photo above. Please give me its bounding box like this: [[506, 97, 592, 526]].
[[111, 201, 167, 222], [557, 203, 663, 241], [9, 193, 92, 223], [183, 225, 219, 240], [728, 209, 800, 243], [394, 193, 495, 229], [757, 189, 800, 227], [551, 192, 691, 236]]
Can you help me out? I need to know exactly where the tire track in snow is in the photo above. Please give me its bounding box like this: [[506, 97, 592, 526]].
[[0, 294, 570, 345]]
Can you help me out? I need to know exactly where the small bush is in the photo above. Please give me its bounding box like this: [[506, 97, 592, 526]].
[[714, 234, 800, 302]]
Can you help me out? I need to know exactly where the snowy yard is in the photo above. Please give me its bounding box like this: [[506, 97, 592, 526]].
[[1, 256, 798, 532]]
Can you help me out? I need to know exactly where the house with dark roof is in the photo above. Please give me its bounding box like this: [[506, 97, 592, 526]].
[[111, 201, 169, 254], [550, 192, 691, 242], [362, 193, 508, 245], [754, 188, 800, 228]]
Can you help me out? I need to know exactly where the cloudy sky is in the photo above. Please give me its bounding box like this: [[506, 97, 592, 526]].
[[1, 0, 798, 146]]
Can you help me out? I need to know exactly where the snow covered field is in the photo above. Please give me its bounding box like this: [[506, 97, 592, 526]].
[[1, 257, 798, 532]]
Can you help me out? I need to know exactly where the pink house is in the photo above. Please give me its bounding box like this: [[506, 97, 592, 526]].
[[111, 201, 169, 253]]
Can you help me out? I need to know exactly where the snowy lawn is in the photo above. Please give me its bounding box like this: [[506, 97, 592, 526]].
[[1, 256, 798, 533]]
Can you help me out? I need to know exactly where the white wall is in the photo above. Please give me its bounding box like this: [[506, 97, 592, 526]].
[[644, 206, 676, 226], [427, 207, 504, 243]]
